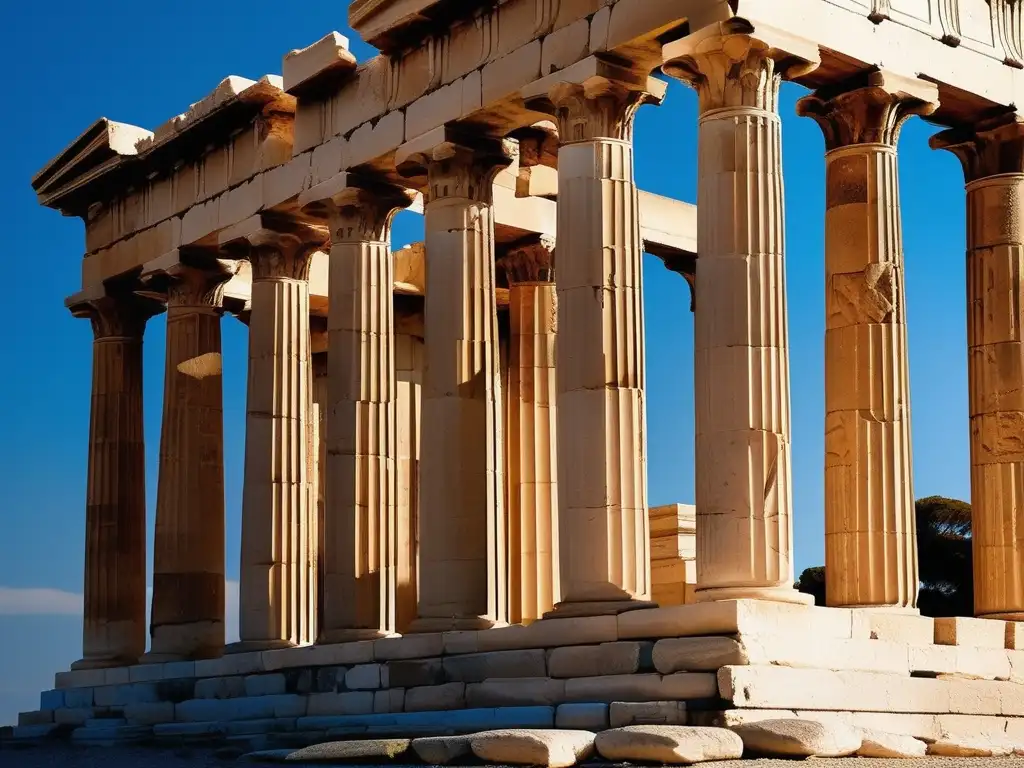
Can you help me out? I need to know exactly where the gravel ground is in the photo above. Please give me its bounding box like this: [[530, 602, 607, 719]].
[[6, 746, 1024, 767]]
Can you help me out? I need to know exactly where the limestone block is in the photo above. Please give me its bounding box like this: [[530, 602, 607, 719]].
[[936, 616, 1007, 648], [263, 641, 374, 671], [695, 708, 945, 742], [162, 661, 196, 680], [153, 721, 227, 738], [928, 737, 1014, 757], [39, 690, 64, 710], [405, 683, 466, 712], [104, 667, 130, 686], [245, 675, 287, 697], [195, 652, 265, 678], [909, 644, 1011, 680], [564, 673, 716, 703], [55, 709, 94, 726], [18, 711, 54, 726], [652, 637, 747, 673], [596, 725, 743, 764], [306, 691, 375, 717], [56, 669, 105, 690], [374, 689, 405, 714], [288, 739, 410, 762], [742, 635, 911, 675], [282, 32, 356, 96], [854, 611, 934, 645], [609, 701, 687, 728], [388, 659, 444, 688], [128, 665, 165, 684], [123, 702, 175, 725], [471, 729, 595, 768], [63, 689, 94, 708], [548, 642, 647, 678], [345, 664, 382, 690], [1009, 623, 1024, 649], [476, 616, 618, 652], [481, 41, 542, 106], [541, 19, 591, 75], [555, 703, 609, 730], [618, 601, 856, 641], [857, 729, 927, 758], [94, 683, 159, 707], [374, 634, 445, 661], [195, 677, 246, 700], [412, 735, 473, 764], [466, 678, 566, 707], [443, 650, 547, 683], [732, 719, 862, 758]]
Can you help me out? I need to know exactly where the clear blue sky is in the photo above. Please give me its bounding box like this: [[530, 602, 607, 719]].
[[0, 0, 971, 725]]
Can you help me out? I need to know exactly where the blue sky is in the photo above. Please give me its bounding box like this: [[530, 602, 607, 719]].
[[0, 0, 971, 725]]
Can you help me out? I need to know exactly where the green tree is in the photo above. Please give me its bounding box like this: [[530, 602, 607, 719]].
[[796, 565, 826, 606]]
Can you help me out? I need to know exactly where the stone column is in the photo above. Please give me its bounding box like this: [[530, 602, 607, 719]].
[[301, 175, 413, 642], [220, 214, 328, 652], [933, 115, 1024, 618], [797, 70, 938, 609], [498, 236, 560, 623], [68, 290, 162, 669], [144, 260, 236, 661], [396, 129, 512, 631], [310, 320, 328, 636], [523, 57, 663, 616], [663, 22, 819, 604]]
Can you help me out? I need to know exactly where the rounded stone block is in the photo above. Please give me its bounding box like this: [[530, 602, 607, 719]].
[[595, 725, 743, 764], [286, 738, 411, 762], [471, 729, 595, 768], [411, 735, 473, 765], [857, 729, 927, 758], [732, 718, 862, 758]]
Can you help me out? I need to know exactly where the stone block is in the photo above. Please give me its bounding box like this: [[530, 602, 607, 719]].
[[63, 688, 94, 708], [39, 690, 64, 710], [693, 708, 947, 742], [55, 708, 94, 726], [263, 641, 374, 671], [412, 735, 473, 764], [129, 665, 166, 683], [374, 633, 445, 661], [476, 616, 617, 652], [195, 652, 265, 677], [388, 658, 444, 688], [104, 667, 131, 685], [71, 724, 151, 746], [314, 667, 346, 693], [1008, 622, 1024, 649], [609, 701, 687, 728], [227, 718, 297, 736], [289, 738, 411, 762], [732, 719, 862, 758], [443, 649, 547, 682], [245, 674, 286, 697], [153, 721, 228, 739], [618, 600, 857, 641], [163, 661, 196, 680], [94, 683, 159, 707], [442, 631, 480, 655], [928, 736, 1014, 757], [56, 669, 105, 689], [11, 724, 57, 740], [471, 728, 595, 768], [858, 729, 927, 758], [481, 41, 542, 105], [652, 637, 747, 673], [124, 702, 175, 725], [18, 711, 54, 726], [306, 691, 375, 716], [743, 635, 911, 675], [548, 642, 646, 678], [345, 664, 382, 690], [596, 725, 743, 763], [564, 673, 717, 703], [466, 678, 566, 707], [854, 611, 934, 645], [935, 616, 1006, 648], [195, 676, 246, 699], [541, 19, 591, 75], [175, 695, 305, 722], [405, 683, 466, 712], [282, 32, 356, 96], [909, 644, 1011, 680], [374, 688, 405, 714], [555, 703, 609, 730]]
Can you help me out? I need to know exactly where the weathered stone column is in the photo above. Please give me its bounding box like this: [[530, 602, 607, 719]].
[[68, 289, 162, 669], [933, 115, 1024, 618], [301, 174, 413, 642], [143, 259, 236, 661], [396, 128, 512, 631], [664, 21, 819, 604], [523, 57, 663, 616], [220, 214, 328, 652], [310, 320, 328, 636], [498, 236, 560, 623], [798, 70, 937, 609]]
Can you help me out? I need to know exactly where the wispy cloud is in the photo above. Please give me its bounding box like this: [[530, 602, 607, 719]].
[[0, 588, 83, 615]]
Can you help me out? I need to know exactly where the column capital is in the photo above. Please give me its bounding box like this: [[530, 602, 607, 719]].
[[219, 213, 329, 281], [396, 125, 514, 204], [522, 56, 666, 143], [299, 172, 415, 243], [931, 113, 1024, 183], [140, 250, 239, 309], [662, 19, 819, 114], [497, 235, 556, 284], [67, 286, 164, 340], [797, 69, 938, 151]]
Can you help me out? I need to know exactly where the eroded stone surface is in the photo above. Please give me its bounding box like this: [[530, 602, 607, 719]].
[[286, 738, 411, 762], [595, 725, 743, 764], [411, 735, 473, 765], [470, 729, 595, 768], [857, 729, 927, 758], [732, 718, 862, 758]]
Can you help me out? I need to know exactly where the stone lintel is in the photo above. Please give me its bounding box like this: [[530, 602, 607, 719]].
[[283, 32, 357, 97], [521, 55, 666, 108]]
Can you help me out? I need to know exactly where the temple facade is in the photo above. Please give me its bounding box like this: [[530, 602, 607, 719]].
[[20, 0, 1024, 750]]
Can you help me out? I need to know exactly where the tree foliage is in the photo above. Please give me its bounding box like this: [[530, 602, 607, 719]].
[[795, 496, 974, 617]]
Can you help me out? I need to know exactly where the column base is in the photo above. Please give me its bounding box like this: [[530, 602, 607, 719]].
[[696, 585, 814, 605], [71, 655, 138, 671], [405, 617, 506, 633], [543, 599, 657, 619], [223, 639, 299, 655], [318, 628, 396, 644]]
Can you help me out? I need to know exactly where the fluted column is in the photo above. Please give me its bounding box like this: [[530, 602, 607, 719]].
[[396, 129, 512, 631], [664, 21, 819, 604], [934, 115, 1024, 618], [68, 290, 162, 669], [798, 70, 937, 609], [310, 321, 328, 635], [302, 175, 413, 641], [522, 56, 663, 617], [144, 260, 236, 661], [221, 214, 328, 652], [498, 236, 560, 623]]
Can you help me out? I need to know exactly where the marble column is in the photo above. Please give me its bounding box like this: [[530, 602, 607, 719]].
[[145, 260, 236, 661], [498, 236, 560, 623], [221, 214, 328, 652], [933, 115, 1024, 618], [523, 57, 662, 616], [798, 70, 937, 609], [68, 290, 162, 669], [302, 176, 413, 642], [396, 130, 512, 631], [310, 320, 328, 637], [664, 22, 819, 604]]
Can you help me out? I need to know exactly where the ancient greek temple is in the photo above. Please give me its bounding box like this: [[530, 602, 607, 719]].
[[19, 0, 1024, 751]]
